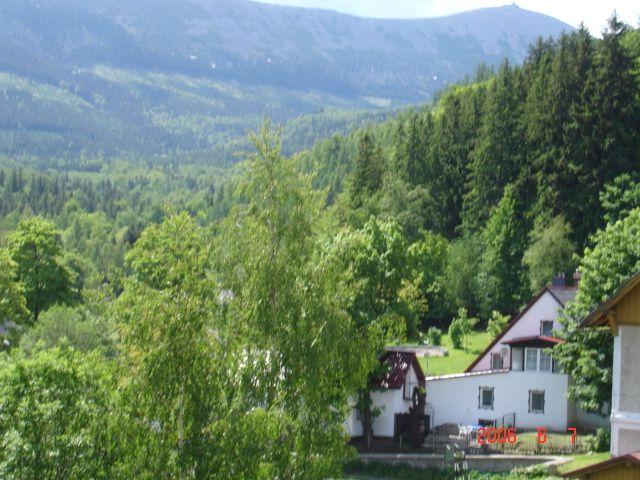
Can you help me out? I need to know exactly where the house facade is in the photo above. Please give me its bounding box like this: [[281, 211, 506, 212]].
[[425, 277, 608, 432], [345, 350, 426, 438]]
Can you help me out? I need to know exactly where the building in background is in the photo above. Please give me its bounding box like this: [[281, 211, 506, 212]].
[[425, 276, 608, 432]]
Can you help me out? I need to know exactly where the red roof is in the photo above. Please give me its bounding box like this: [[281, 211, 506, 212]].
[[562, 452, 640, 477], [376, 351, 425, 390]]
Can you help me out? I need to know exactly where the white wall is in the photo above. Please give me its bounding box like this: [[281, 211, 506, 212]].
[[345, 364, 421, 438], [471, 291, 564, 372], [611, 325, 640, 456], [426, 370, 570, 431]]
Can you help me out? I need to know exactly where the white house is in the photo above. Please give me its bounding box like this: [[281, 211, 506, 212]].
[[346, 350, 426, 438], [425, 276, 608, 432]]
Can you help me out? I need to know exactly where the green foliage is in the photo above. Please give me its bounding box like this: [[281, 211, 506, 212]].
[[476, 185, 529, 316], [407, 232, 453, 323], [330, 217, 417, 338], [0, 250, 28, 331], [117, 212, 220, 478], [487, 310, 510, 339], [463, 61, 525, 232], [447, 308, 466, 350], [427, 326, 443, 346], [350, 132, 386, 207], [600, 173, 640, 224], [556, 208, 640, 412], [588, 427, 612, 453], [522, 214, 576, 292], [449, 308, 478, 351], [0, 346, 117, 480], [19, 305, 113, 354], [444, 235, 483, 313], [344, 459, 554, 479], [7, 217, 73, 322], [214, 124, 359, 478]]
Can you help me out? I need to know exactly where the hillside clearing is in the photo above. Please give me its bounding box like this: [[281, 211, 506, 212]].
[[419, 331, 492, 376]]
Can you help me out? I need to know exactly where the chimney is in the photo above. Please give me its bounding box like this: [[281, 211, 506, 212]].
[[551, 273, 568, 287], [572, 271, 582, 286]]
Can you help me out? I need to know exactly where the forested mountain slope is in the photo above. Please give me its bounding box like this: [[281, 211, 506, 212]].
[[0, 0, 571, 163], [303, 21, 640, 319]]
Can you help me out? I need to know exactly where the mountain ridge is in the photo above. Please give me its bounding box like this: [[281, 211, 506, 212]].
[[0, 0, 573, 163]]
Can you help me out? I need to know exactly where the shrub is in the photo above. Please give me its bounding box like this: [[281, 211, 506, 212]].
[[594, 427, 611, 452], [487, 310, 510, 338], [448, 319, 464, 349], [427, 327, 443, 346]]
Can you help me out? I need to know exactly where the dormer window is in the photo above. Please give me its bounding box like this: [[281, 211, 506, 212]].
[[540, 320, 554, 336]]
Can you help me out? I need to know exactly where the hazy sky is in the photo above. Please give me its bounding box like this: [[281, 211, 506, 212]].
[[255, 1, 639, 35]]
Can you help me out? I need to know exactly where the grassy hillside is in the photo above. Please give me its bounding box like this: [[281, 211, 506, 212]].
[[419, 332, 492, 376]]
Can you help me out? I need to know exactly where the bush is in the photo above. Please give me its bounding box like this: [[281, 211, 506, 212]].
[[427, 327, 443, 346], [448, 319, 464, 349], [487, 310, 510, 339], [594, 427, 611, 452]]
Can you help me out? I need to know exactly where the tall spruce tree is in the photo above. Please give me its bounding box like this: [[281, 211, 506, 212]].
[[462, 61, 526, 233], [350, 132, 385, 207]]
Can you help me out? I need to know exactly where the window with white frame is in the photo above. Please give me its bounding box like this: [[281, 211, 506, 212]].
[[539, 350, 552, 372], [529, 390, 545, 413], [525, 348, 538, 370], [511, 347, 523, 371], [479, 387, 494, 410], [525, 348, 553, 372]]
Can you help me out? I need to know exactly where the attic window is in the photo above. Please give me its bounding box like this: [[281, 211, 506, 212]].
[[479, 387, 494, 410], [540, 320, 554, 336]]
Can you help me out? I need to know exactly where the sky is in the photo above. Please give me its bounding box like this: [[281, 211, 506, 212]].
[[255, 1, 639, 36]]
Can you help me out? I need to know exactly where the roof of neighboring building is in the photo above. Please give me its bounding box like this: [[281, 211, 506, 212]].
[[376, 351, 425, 390], [502, 335, 563, 348], [464, 284, 574, 373], [562, 451, 640, 477], [548, 285, 578, 306], [583, 271, 640, 328]]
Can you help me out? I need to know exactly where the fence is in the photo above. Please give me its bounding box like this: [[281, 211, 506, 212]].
[[422, 428, 590, 456]]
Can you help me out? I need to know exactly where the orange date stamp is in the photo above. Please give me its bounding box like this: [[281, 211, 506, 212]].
[[476, 427, 578, 445]]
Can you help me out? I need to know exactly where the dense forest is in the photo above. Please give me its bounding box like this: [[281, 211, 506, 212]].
[[0, 15, 639, 479]]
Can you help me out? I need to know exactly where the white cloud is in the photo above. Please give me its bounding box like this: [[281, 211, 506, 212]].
[[254, 0, 640, 35]]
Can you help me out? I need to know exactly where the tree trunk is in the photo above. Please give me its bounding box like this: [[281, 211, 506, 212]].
[[359, 390, 374, 452]]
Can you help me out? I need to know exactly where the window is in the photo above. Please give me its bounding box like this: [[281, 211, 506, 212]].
[[525, 348, 554, 372], [491, 353, 503, 370], [540, 320, 554, 336], [539, 350, 552, 372], [529, 390, 545, 413], [478, 419, 495, 427], [512, 347, 523, 371], [403, 375, 419, 400], [525, 348, 538, 371], [479, 387, 494, 410]]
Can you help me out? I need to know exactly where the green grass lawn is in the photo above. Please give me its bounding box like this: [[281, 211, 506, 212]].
[[419, 331, 492, 376], [556, 452, 610, 474]]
